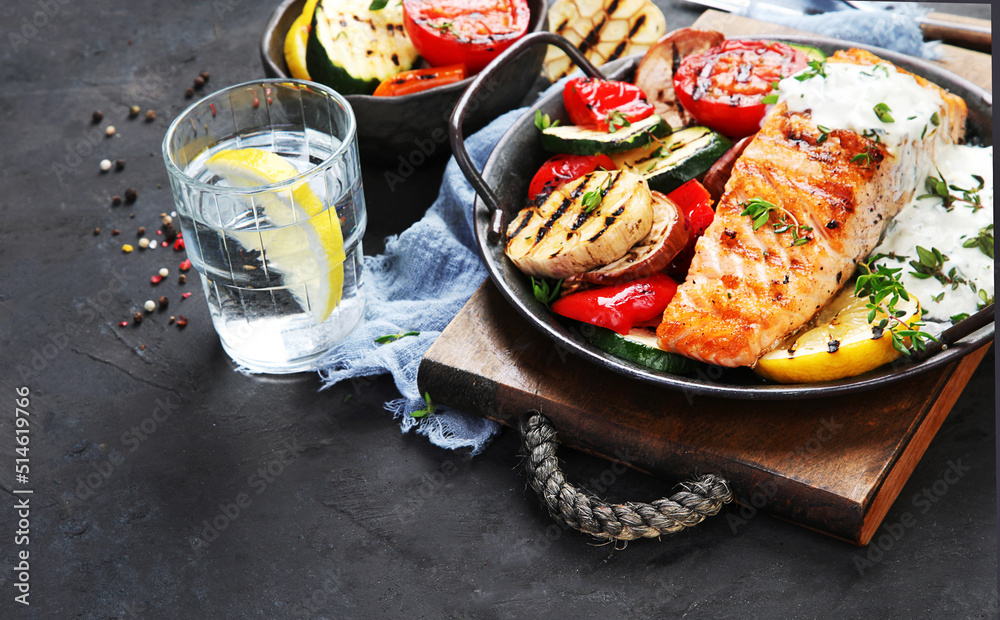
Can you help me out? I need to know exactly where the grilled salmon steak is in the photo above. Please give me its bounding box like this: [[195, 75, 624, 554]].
[[656, 49, 968, 367]]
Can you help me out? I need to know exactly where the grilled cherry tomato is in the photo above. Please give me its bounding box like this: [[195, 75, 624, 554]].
[[551, 273, 679, 335], [673, 39, 807, 138], [402, 0, 530, 74], [665, 179, 714, 277], [527, 154, 616, 202], [373, 63, 468, 97], [563, 78, 655, 132]]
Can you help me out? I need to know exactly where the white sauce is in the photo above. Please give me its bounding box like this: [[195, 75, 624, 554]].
[[778, 62, 945, 157], [872, 144, 994, 327], [775, 60, 994, 329]]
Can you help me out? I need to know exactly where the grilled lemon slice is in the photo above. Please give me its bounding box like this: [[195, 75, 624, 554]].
[[754, 285, 923, 384]]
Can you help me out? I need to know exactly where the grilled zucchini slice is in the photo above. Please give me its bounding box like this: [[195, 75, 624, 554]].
[[783, 42, 827, 63], [610, 126, 731, 194], [306, 0, 419, 95], [540, 114, 671, 156], [584, 325, 701, 374], [505, 169, 653, 279], [544, 0, 667, 81]]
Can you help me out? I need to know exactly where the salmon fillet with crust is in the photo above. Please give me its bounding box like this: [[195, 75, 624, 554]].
[[656, 49, 968, 367]]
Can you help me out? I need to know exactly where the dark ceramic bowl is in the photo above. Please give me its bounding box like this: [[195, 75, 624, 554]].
[[261, 0, 548, 164], [450, 33, 995, 400]]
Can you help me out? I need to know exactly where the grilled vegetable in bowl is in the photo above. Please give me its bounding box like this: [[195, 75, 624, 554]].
[[306, 0, 420, 95], [261, 0, 548, 162], [402, 0, 532, 73]]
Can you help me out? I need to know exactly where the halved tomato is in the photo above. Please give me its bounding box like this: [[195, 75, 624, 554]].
[[402, 0, 531, 74], [673, 39, 807, 139]]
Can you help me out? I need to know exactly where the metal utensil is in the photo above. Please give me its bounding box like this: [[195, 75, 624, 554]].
[[682, 0, 991, 51]]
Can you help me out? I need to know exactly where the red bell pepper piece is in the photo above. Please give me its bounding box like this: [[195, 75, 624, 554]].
[[666, 179, 715, 277], [372, 63, 468, 97], [550, 273, 679, 335]]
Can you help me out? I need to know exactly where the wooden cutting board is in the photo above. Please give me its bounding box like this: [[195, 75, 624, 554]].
[[418, 13, 993, 545]]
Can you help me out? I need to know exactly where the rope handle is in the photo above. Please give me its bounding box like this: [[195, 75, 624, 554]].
[[519, 412, 733, 541]]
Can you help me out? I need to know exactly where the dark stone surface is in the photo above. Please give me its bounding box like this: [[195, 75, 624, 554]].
[[0, 0, 994, 618]]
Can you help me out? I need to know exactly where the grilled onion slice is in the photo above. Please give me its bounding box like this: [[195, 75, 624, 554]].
[[505, 169, 653, 279], [578, 190, 688, 285], [634, 28, 725, 128]]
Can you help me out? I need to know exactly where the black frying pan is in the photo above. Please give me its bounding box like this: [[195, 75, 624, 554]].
[[450, 32, 994, 400]]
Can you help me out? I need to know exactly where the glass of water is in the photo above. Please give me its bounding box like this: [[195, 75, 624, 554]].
[[162, 79, 366, 373]]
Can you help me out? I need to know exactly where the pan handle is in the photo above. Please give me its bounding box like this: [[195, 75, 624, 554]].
[[449, 32, 607, 245]]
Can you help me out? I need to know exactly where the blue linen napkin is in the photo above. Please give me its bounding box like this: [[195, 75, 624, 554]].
[[741, 2, 941, 60], [315, 108, 528, 455], [315, 11, 943, 456]]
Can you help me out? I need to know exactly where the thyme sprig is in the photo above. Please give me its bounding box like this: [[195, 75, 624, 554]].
[[962, 224, 994, 259], [855, 260, 937, 355], [531, 277, 562, 305], [607, 110, 631, 133], [410, 392, 436, 418], [581, 175, 613, 213], [739, 197, 812, 246], [794, 59, 827, 81], [908, 246, 966, 290], [534, 110, 560, 131], [374, 330, 420, 344], [917, 171, 984, 211]]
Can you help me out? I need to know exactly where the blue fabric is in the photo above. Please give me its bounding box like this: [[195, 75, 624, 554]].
[[741, 3, 940, 60], [314, 11, 938, 456], [316, 108, 528, 455]]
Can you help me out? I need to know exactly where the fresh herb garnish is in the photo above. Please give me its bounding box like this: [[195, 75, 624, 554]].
[[794, 59, 827, 81], [908, 246, 966, 289], [855, 260, 937, 355], [816, 124, 831, 144], [607, 110, 631, 133], [431, 21, 453, 33], [374, 330, 420, 344], [534, 110, 560, 131], [581, 175, 613, 213], [410, 392, 436, 418], [950, 312, 970, 323], [739, 197, 812, 246], [850, 146, 879, 167], [531, 277, 562, 305], [962, 224, 994, 259], [930, 112, 940, 127], [873, 102, 894, 123], [976, 287, 994, 309], [761, 93, 779, 105], [369, 0, 389, 9], [917, 171, 984, 211], [861, 128, 882, 143]]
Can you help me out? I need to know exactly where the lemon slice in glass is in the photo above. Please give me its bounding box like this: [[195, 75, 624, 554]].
[[754, 285, 922, 384], [204, 147, 346, 323]]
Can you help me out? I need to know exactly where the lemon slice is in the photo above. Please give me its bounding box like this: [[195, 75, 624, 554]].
[[754, 285, 922, 384], [204, 147, 346, 323], [284, 0, 320, 80]]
